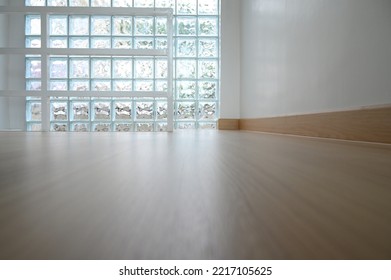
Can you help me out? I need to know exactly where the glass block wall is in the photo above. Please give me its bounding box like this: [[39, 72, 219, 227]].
[[25, 0, 220, 131]]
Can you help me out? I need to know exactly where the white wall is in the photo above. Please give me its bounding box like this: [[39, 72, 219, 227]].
[[240, 0, 391, 118], [220, 0, 241, 119]]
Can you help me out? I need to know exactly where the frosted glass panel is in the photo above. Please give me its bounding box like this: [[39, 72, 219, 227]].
[[177, 102, 195, 119], [177, 39, 196, 57], [70, 59, 90, 78], [92, 59, 111, 78], [199, 102, 216, 120], [50, 59, 68, 79], [115, 102, 132, 120], [92, 80, 111, 91], [135, 17, 154, 35], [26, 16, 41, 36], [26, 58, 41, 79], [49, 16, 68, 35], [72, 102, 89, 120], [198, 18, 218, 36], [135, 60, 153, 79], [93, 102, 111, 120], [92, 0, 111, 7], [113, 59, 132, 79], [199, 39, 218, 57], [199, 81, 217, 99], [136, 102, 153, 119], [136, 123, 153, 132], [177, 17, 196, 36], [198, 0, 218, 15], [134, 0, 154, 7], [176, 60, 196, 79], [177, 0, 196, 15], [199, 60, 218, 79], [91, 17, 111, 35], [70, 16, 89, 35], [51, 102, 68, 121], [113, 17, 132, 35], [177, 81, 196, 99]]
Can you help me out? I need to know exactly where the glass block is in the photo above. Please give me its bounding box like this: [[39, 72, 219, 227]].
[[70, 16, 89, 36], [135, 38, 154, 49], [28, 123, 42, 132], [48, 0, 67, 6], [177, 0, 196, 15], [177, 102, 195, 120], [49, 37, 67, 48], [155, 38, 167, 50], [49, 16, 68, 36], [26, 37, 41, 48], [199, 60, 218, 79], [155, 60, 167, 79], [176, 60, 196, 79], [26, 0, 45, 6], [134, 0, 153, 7], [94, 123, 111, 132], [113, 38, 132, 49], [27, 80, 42, 91], [155, 0, 174, 9], [50, 59, 68, 79], [135, 17, 154, 36], [72, 123, 89, 132], [199, 81, 217, 99], [26, 15, 41, 35], [113, 0, 133, 7], [135, 60, 153, 79], [26, 96, 41, 101], [113, 59, 132, 79], [116, 123, 132, 132], [70, 58, 89, 78], [50, 80, 68, 91], [113, 17, 132, 36], [71, 102, 89, 120], [135, 81, 154, 91], [198, 0, 218, 15], [155, 18, 167, 36], [51, 102, 68, 121], [92, 80, 111, 91], [136, 102, 153, 119], [91, 16, 111, 35], [51, 123, 68, 132], [70, 37, 89, 48], [177, 122, 195, 129], [70, 80, 89, 91], [156, 81, 168, 91], [136, 123, 153, 132], [199, 102, 216, 120], [199, 39, 218, 57], [114, 81, 132, 91], [198, 17, 218, 36], [156, 102, 167, 120], [177, 17, 196, 36], [92, 59, 111, 78], [177, 81, 196, 99], [156, 123, 168, 132], [177, 39, 196, 57], [199, 122, 217, 129], [69, 0, 89, 7], [115, 102, 132, 120], [93, 102, 111, 120], [27, 102, 41, 121], [91, 37, 111, 48], [26, 58, 41, 78], [92, 0, 111, 7]]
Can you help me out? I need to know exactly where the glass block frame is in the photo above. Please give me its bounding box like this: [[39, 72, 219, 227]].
[[25, 0, 220, 131]]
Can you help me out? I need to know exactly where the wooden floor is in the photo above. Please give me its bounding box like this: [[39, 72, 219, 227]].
[[0, 131, 390, 260]]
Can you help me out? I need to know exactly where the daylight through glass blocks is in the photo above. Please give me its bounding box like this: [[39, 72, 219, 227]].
[[25, 0, 219, 131]]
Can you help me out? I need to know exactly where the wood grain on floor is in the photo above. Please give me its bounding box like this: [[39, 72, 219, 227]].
[[0, 131, 390, 259]]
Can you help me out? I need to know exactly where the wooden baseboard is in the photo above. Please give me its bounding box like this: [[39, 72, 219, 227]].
[[239, 105, 391, 144], [218, 119, 239, 130]]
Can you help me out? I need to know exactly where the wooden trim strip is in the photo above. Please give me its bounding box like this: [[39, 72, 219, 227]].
[[218, 119, 240, 130], [239, 106, 391, 144]]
